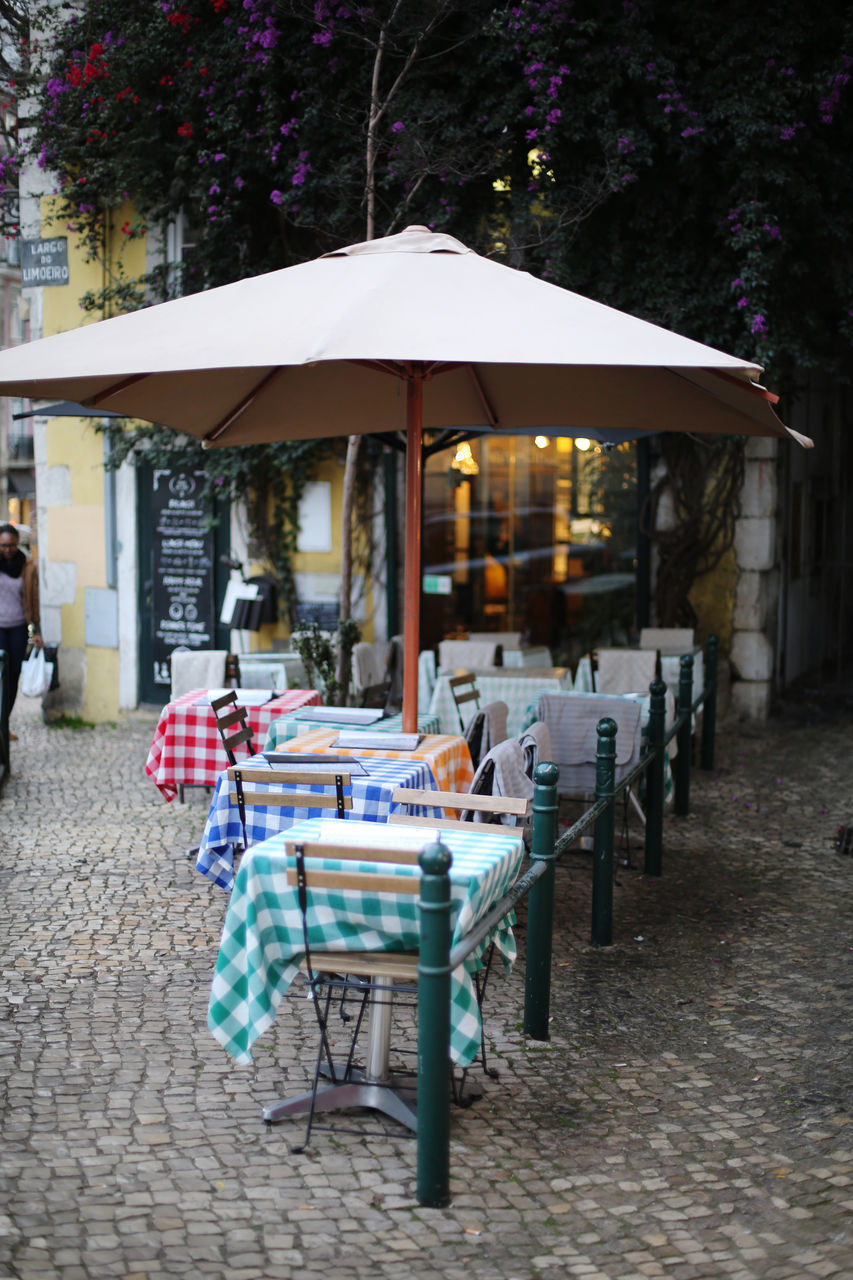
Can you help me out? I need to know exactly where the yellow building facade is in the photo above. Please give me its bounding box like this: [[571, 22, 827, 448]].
[[26, 200, 367, 721]]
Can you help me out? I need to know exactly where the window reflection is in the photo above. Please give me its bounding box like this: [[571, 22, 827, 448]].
[[422, 435, 637, 665]]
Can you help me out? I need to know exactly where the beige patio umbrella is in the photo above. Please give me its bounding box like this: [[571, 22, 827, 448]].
[[0, 225, 810, 730]]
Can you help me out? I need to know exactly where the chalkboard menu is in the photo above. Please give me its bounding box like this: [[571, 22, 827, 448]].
[[151, 469, 216, 687]]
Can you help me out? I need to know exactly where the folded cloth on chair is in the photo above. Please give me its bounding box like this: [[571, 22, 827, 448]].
[[170, 649, 229, 700], [518, 720, 552, 777], [438, 639, 499, 671], [536, 692, 643, 795], [465, 738, 533, 825]]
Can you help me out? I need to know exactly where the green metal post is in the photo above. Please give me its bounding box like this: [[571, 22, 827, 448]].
[[523, 761, 560, 1040], [701, 635, 718, 771], [591, 718, 617, 947], [417, 841, 452, 1208], [675, 654, 694, 816], [643, 678, 666, 876]]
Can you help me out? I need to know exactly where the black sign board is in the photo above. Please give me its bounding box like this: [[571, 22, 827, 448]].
[[151, 469, 216, 686], [21, 237, 70, 287]]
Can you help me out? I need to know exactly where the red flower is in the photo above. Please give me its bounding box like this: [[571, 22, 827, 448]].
[[177, 121, 193, 138]]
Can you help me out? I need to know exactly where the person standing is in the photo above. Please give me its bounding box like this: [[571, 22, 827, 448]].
[[0, 522, 43, 736]]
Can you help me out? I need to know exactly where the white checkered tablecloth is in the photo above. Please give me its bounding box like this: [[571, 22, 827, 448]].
[[144, 688, 322, 800], [208, 817, 525, 1067], [196, 753, 444, 891], [263, 710, 440, 749], [261, 727, 474, 794], [429, 668, 573, 736], [502, 646, 554, 668]]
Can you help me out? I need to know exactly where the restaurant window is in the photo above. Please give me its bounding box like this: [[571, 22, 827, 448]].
[[421, 434, 637, 666]]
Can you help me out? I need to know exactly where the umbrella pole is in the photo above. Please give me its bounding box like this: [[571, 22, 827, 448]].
[[402, 375, 423, 734]]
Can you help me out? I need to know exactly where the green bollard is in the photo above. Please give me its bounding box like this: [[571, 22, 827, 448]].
[[591, 718, 616, 947], [523, 761, 560, 1041], [643, 679, 666, 876], [701, 635, 718, 771], [416, 841, 452, 1208], [675, 654, 694, 816]]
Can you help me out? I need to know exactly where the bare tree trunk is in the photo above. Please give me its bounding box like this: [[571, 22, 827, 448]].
[[338, 3, 449, 698]]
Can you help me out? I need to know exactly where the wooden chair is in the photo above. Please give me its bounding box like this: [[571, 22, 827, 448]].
[[278, 838, 425, 1151], [211, 690, 255, 765], [388, 786, 529, 832], [358, 679, 392, 710], [448, 671, 480, 730], [389, 779, 529, 1086], [227, 765, 353, 853]]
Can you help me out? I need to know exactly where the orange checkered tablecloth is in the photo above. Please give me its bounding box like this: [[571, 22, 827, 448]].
[[265, 727, 474, 795]]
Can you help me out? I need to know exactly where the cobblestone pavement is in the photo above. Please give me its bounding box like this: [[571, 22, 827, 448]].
[[2, 685, 853, 1280]]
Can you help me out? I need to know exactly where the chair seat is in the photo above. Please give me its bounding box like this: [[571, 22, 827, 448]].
[[300, 951, 419, 981]]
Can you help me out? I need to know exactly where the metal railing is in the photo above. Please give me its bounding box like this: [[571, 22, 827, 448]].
[[414, 635, 719, 1205]]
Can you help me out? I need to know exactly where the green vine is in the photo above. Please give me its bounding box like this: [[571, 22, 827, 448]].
[[642, 435, 746, 631]]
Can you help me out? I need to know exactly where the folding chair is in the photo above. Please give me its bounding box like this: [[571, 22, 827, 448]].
[[464, 699, 508, 769], [226, 765, 353, 853], [389, 764, 530, 1088], [211, 690, 255, 765], [448, 671, 481, 730], [270, 838, 425, 1151], [388, 786, 529, 832]]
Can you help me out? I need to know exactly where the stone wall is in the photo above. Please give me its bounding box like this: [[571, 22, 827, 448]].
[[729, 437, 779, 719]]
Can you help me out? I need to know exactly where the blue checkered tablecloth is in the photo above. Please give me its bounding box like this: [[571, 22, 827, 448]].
[[208, 818, 525, 1067], [196, 753, 444, 892]]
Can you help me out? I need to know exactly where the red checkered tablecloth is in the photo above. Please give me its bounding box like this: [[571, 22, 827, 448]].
[[145, 688, 322, 800]]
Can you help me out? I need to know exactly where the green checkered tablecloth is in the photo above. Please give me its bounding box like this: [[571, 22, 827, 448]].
[[208, 818, 525, 1067], [429, 667, 573, 736], [264, 710, 440, 749]]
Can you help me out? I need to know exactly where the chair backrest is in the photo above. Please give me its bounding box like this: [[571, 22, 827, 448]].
[[227, 765, 354, 815], [388, 785, 529, 832], [211, 690, 255, 765], [284, 839, 423, 895], [448, 671, 481, 729], [639, 627, 695, 654], [228, 765, 354, 851], [518, 719, 552, 779], [596, 648, 658, 695], [438, 638, 500, 672], [170, 648, 229, 700]]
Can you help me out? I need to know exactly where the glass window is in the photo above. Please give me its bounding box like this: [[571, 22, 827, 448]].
[[421, 434, 637, 666]]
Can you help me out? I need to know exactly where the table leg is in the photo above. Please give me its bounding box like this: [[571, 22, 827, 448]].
[[261, 979, 418, 1132]]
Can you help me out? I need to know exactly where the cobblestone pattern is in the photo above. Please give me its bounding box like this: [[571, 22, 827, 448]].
[[1, 689, 852, 1279]]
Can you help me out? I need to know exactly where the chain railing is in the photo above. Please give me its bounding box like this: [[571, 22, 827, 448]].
[[414, 635, 719, 1206]]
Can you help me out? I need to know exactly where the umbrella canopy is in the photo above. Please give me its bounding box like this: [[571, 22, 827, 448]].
[[0, 225, 810, 730]]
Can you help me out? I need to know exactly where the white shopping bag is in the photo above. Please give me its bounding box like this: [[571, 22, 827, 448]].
[[19, 648, 54, 698]]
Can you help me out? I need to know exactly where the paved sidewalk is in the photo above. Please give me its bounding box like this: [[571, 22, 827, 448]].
[[1, 687, 852, 1280]]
